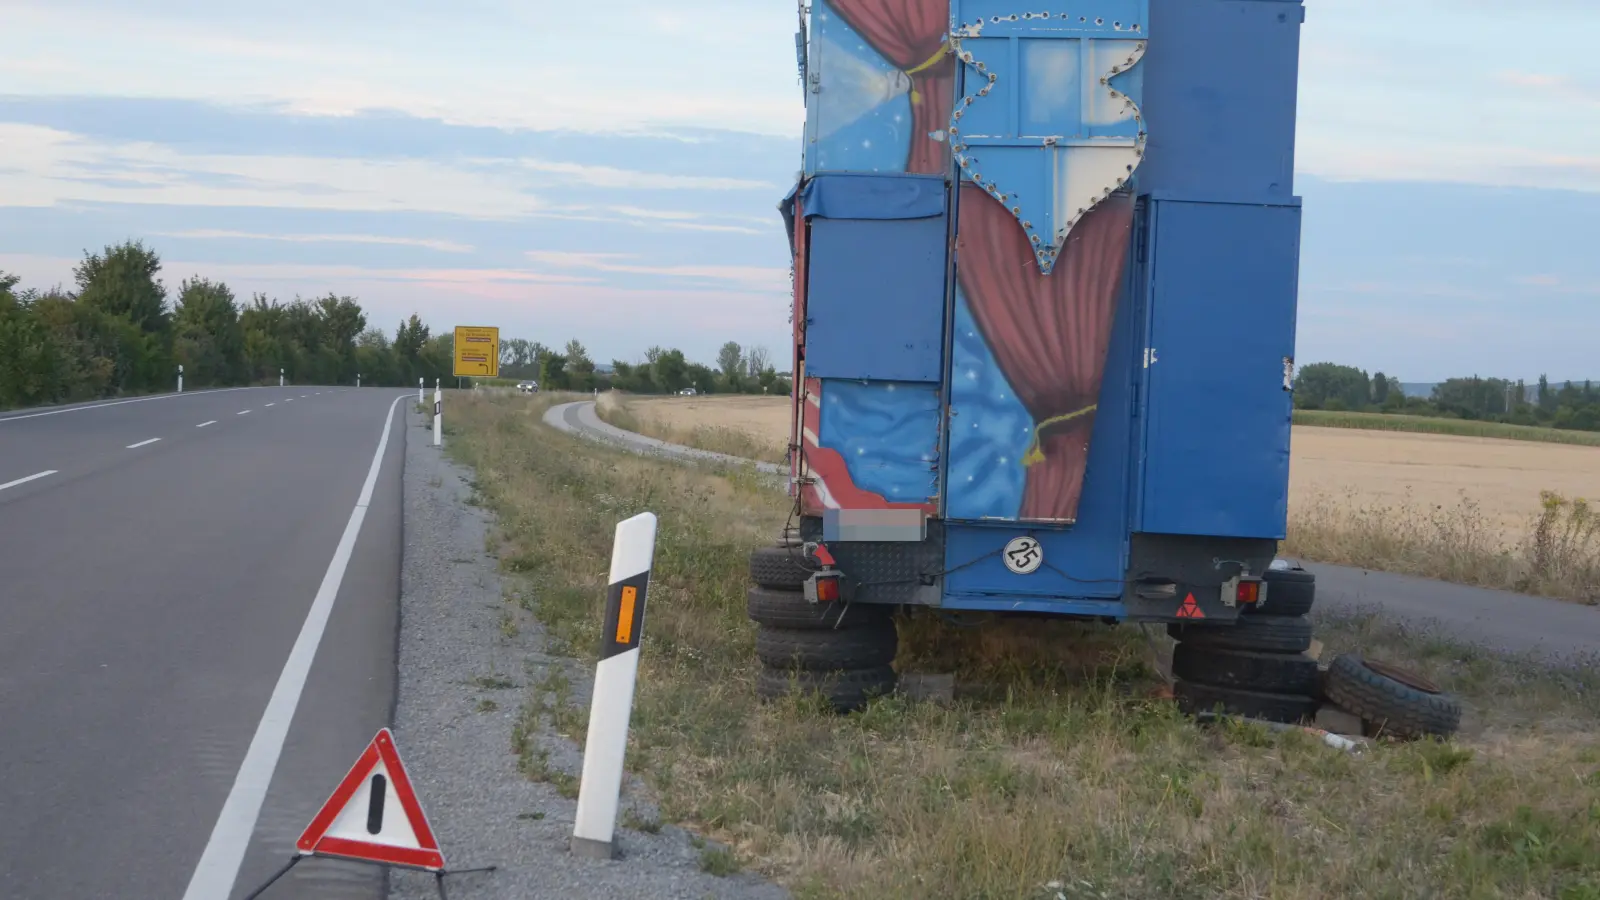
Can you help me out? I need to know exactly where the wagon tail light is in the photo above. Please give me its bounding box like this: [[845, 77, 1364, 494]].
[[802, 541, 841, 604], [1233, 577, 1264, 608], [804, 570, 842, 604]]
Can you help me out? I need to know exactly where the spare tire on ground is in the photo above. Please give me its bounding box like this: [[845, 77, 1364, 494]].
[[756, 619, 899, 671], [1167, 614, 1314, 654], [747, 586, 891, 631], [749, 545, 817, 590], [1323, 653, 1462, 739], [1249, 564, 1315, 617], [757, 665, 897, 713], [1174, 679, 1318, 724], [1172, 643, 1320, 696]]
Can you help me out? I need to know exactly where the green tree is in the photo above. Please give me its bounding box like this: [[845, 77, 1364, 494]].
[[174, 277, 243, 387], [716, 341, 744, 391], [75, 240, 170, 336], [539, 353, 569, 390], [1293, 362, 1369, 410], [1370, 371, 1389, 406], [652, 349, 689, 393], [686, 362, 717, 394]]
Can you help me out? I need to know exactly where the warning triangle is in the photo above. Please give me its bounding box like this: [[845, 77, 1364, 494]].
[[296, 728, 445, 871], [1176, 593, 1206, 619]]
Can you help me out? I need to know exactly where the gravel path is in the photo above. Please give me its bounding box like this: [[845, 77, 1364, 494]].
[[554, 400, 1599, 662], [387, 406, 787, 900]]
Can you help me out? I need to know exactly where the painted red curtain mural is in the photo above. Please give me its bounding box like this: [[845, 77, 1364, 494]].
[[957, 183, 1135, 522], [830, 0, 953, 175]]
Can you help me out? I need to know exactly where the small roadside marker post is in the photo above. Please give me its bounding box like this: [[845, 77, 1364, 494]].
[[240, 728, 495, 899], [177, 364, 184, 394], [280, 368, 285, 388], [571, 512, 658, 861], [433, 380, 442, 448], [418, 378, 424, 404], [357, 373, 362, 388]]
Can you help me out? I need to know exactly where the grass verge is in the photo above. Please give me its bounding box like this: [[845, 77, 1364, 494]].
[[1285, 488, 1600, 605], [448, 392, 1600, 900], [594, 392, 788, 465], [1294, 409, 1600, 447]]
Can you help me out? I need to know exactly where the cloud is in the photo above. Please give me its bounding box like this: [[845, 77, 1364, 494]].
[[0, 0, 805, 137], [1496, 71, 1600, 104], [517, 160, 779, 192], [155, 229, 475, 253], [525, 250, 789, 293], [0, 123, 794, 230]]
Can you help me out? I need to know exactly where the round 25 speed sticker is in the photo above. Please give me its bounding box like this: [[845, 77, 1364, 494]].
[[1002, 536, 1043, 575]]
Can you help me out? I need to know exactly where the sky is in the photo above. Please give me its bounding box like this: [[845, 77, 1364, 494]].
[[1, 0, 1596, 380]]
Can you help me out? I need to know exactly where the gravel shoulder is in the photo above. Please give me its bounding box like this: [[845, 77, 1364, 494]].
[[387, 405, 787, 900], [556, 400, 1599, 663]]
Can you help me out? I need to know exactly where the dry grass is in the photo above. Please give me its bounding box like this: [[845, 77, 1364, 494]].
[[1284, 488, 1600, 605], [597, 392, 789, 465], [448, 392, 1600, 900]]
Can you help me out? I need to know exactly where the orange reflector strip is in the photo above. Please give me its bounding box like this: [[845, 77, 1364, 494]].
[[616, 585, 638, 643]]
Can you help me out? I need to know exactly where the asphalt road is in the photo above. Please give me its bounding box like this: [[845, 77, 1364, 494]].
[[0, 386, 416, 900]]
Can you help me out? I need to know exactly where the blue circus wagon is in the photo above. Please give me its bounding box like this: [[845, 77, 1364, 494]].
[[752, 0, 1322, 717]]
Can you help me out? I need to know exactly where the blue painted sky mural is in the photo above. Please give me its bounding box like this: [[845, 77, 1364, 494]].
[[1, 0, 1597, 377]]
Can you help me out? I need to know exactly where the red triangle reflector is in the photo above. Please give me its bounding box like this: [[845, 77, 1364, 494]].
[[296, 728, 444, 871]]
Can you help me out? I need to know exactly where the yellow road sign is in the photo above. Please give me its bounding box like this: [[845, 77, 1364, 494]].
[[453, 325, 500, 378]]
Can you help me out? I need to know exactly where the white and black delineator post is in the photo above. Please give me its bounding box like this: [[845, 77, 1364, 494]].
[[356, 372, 362, 388], [571, 512, 658, 861], [432, 382, 442, 447], [280, 367, 285, 387], [418, 378, 424, 404], [177, 364, 183, 394]]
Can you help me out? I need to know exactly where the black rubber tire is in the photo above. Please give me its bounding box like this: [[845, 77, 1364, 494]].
[[1174, 679, 1318, 724], [756, 619, 899, 671], [746, 586, 891, 631], [749, 545, 817, 590], [1171, 644, 1320, 696], [1324, 653, 1462, 739], [1248, 565, 1315, 617], [1167, 614, 1314, 653], [757, 665, 897, 713]]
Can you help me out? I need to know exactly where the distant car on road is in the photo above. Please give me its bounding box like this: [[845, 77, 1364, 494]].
[[517, 381, 539, 393], [678, 388, 697, 396]]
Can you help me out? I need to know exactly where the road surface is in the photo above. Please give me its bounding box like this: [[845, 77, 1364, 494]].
[[549, 400, 1600, 661], [0, 386, 414, 900]]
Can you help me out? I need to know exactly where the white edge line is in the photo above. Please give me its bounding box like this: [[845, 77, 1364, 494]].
[[0, 470, 57, 492], [181, 393, 404, 900], [197, 420, 217, 428], [0, 387, 257, 424], [126, 438, 162, 449]]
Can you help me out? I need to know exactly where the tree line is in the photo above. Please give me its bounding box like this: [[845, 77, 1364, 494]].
[[501, 338, 790, 397], [1, 239, 791, 411], [1293, 362, 1600, 432]]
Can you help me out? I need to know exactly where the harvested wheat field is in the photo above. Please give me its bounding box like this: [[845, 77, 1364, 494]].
[[609, 393, 1600, 602], [625, 394, 1600, 537]]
